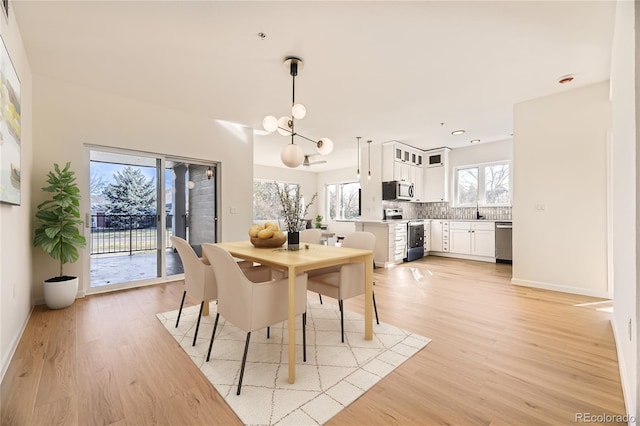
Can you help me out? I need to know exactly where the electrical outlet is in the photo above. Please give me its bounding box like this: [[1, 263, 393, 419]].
[[230, 207, 237, 214], [535, 204, 546, 211]]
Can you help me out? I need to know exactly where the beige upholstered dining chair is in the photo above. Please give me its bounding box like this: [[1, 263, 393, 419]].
[[299, 228, 322, 244], [307, 231, 379, 342], [170, 236, 269, 347], [201, 243, 308, 395]]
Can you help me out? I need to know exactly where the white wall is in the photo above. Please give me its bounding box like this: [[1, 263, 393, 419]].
[[512, 81, 610, 297], [0, 15, 33, 379], [359, 143, 384, 220], [448, 139, 513, 203], [32, 76, 255, 301], [253, 164, 319, 221], [610, 0, 637, 417]]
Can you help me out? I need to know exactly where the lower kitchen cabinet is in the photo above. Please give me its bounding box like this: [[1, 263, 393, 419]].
[[423, 221, 431, 253], [430, 220, 449, 252], [449, 221, 495, 257], [356, 221, 407, 267]]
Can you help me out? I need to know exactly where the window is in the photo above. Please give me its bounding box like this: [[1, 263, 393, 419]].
[[326, 182, 360, 220], [457, 167, 478, 205], [455, 162, 511, 206], [484, 163, 510, 204], [253, 180, 299, 220]]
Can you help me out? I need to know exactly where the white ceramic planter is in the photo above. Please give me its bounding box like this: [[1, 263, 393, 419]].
[[43, 276, 78, 309]]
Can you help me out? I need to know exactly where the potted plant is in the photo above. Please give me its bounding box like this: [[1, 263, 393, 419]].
[[274, 183, 316, 250], [315, 215, 323, 229], [33, 162, 86, 309]]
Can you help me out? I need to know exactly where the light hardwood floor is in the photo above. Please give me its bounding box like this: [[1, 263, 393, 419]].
[[1, 256, 626, 425]]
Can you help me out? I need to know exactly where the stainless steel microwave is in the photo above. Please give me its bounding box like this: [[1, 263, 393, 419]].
[[382, 181, 414, 201]]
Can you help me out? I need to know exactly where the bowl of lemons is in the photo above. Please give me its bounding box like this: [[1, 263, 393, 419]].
[[249, 222, 286, 248]]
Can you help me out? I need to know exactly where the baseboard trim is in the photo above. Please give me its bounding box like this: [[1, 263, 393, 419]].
[[428, 251, 496, 263], [1, 305, 34, 384], [610, 318, 635, 419], [511, 278, 609, 298]]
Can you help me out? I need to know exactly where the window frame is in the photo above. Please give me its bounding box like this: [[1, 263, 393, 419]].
[[453, 160, 512, 207], [325, 180, 361, 220]]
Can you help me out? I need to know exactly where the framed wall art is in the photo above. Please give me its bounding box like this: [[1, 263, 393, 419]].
[[0, 34, 21, 205]]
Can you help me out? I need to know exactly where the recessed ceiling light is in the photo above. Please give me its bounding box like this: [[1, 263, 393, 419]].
[[470, 139, 480, 144], [451, 130, 465, 135], [558, 74, 574, 84]]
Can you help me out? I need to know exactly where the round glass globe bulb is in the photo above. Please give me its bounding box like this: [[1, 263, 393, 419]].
[[188, 181, 195, 190], [291, 103, 307, 119], [281, 143, 304, 168], [262, 115, 278, 132], [277, 116, 292, 136], [317, 137, 334, 155]]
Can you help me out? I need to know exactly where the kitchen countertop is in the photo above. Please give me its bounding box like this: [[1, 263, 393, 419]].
[[356, 218, 512, 223]]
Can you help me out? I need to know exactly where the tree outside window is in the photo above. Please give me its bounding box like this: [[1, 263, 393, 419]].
[[455, 162, 510, 206], [253, 180, 300, 220], [457, 167, 478, 205], [326, 182, 360, 220], [485, 164, 510, 204]]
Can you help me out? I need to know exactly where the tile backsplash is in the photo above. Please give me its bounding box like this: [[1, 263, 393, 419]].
[[382, 201, 512, 220]]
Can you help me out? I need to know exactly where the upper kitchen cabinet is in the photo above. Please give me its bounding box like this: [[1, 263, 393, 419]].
[[382, 142, 423, 193], [423, 148, 451, 202]]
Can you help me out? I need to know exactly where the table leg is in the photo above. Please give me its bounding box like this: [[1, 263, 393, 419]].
[[288, 266, 296, 383], [203, 300, 210, 316], [364, 254, 373, 340]]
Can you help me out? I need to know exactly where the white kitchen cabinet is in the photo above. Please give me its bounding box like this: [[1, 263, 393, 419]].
[[471, 222, 496, 257], [448, 221, 495, 257], [449, 222, 471, 254], [410, 164, 424, 201], [423, 220, 431, 252], [383, 142, 422, 184], [358, 221, 407, 267], [423, 148, 450, 202], [430, 220, 449, 252]]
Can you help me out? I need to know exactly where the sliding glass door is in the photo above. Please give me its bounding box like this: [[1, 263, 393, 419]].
[[88, 148, 217, 291]]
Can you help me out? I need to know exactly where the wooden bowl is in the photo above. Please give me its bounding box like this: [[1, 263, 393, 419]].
[[250, 236, 286, 248]]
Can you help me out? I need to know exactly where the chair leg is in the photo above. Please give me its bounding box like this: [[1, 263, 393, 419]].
[[175, 290, 187, 328], [319, 294, 323, 304], [237, 332, 252, 395], [373, 291, 380, 325], [192, 301, 204, 346], [267, 326, 270, 339], [302, 313, 307, 362], [206, 313, 220, 362], [339, 300, 344, 343]]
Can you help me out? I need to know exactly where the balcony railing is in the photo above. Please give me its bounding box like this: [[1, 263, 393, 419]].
[[90, 213, 173, 255]]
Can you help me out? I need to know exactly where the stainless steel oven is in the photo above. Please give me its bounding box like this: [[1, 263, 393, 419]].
[[406, 221, 424, 261]]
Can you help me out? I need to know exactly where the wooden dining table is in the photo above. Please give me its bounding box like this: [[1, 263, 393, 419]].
[[215, 241, 374, 384]]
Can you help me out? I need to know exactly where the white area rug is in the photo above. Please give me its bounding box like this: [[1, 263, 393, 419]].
[[156, 297, 430, 425]]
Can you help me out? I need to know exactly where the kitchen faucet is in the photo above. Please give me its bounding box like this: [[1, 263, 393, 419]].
[[476, 202, 484, 220]]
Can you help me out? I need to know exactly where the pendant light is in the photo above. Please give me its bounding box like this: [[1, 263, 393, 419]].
[[262, 56, 334, 168], [356, 136, 361, 180], [367, 140, 372, 181]]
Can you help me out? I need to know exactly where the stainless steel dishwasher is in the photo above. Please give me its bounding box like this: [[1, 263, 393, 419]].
[[495, 222, 512, 264]]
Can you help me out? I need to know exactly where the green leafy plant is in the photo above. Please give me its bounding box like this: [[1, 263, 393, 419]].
[[315, 215, 323, 229], [274, 182, 317, 232], [33, 162, 87, 278]]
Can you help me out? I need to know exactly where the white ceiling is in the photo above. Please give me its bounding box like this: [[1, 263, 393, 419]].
[[13, 1, 616, 172]]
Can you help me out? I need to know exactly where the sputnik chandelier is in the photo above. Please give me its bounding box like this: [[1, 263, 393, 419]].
[[262, 56, 333, 168]]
